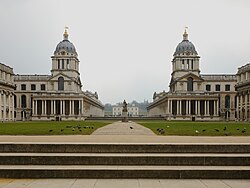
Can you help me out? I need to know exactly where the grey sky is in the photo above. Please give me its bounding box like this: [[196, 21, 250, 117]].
[[1, 0, 250, 104]]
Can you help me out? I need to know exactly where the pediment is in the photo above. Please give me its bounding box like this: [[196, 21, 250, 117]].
[[48, 72, 74, 82], [178, 73, 204, 82]]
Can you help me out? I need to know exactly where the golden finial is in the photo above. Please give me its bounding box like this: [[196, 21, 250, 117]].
[[63, 26, 69, 40], [183, 26, 188, 40]]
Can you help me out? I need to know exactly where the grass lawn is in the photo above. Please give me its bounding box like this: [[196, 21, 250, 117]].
[[0, 121, 113, 135], [136, 120, 250, 136]]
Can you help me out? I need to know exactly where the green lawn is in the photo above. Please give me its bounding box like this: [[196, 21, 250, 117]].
[[0, 121, 113, 135], [136, 121, 250, 136]]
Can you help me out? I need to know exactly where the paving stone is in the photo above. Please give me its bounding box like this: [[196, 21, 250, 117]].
[[200, 180, 231, 188], [94, 179, 139, 188]]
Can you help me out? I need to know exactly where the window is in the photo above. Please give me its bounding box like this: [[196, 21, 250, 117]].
[[58, 77, 64, 91], [21, 95, 27, 108], [58, 59, 60, 69], [191, 60, 194, 70], [21, 84, 26, 91], [225, 84, 230, 91], [187, 77, 193, 91], [225, 95, 230, 108], [206, 84, 211, 91], [41, 84, 46, 91], [62, 59, 65, 69], [67, 59, 69, 69], [215, 84, 220, 91], [31, 84, 36, 91]]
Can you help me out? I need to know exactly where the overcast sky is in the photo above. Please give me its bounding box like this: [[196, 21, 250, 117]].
[[1, 0, 250, 104]]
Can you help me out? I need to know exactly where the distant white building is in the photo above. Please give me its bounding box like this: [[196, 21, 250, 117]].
[[112, 104, 139, 117]]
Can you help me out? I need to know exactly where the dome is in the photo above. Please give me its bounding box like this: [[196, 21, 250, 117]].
[[174, 30, 198, 56], [54, 29, 77, 55]]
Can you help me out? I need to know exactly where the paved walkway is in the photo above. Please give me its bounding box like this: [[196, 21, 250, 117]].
[[0, 179, 249, 188], [92, 121, 155, 135]]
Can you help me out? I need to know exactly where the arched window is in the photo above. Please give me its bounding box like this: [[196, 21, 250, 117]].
[[21, 95, 26, 108], [225, 95, 230, 108], [187, 77, 193, 91], [58, 77, 64, 91]]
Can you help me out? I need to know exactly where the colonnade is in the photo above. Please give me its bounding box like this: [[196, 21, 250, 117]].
[[32, 99, 84, 117], [0, 91, 14, 121], [168, 99, 219, 116], [237, 94, 250, 120]]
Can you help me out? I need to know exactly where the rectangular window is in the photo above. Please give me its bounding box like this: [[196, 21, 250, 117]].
[[21, 84, 26, 91], [41, 84, 46, 91], [58, 60, 60, 69], [187, 59, 189, 69], [225, 84, 230, 91], [62, 59, 65, 69], [67, 59, 69, 69], [191, 60, 194, 69], [206, 84, 211, 91], [215, 84, 220, 91], [31, 84, 36, 91]]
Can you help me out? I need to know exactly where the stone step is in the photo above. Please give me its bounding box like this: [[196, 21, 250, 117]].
[[0, 165, 249, 179], [1, 143, 250, 153], [0, 153, 250, 166]]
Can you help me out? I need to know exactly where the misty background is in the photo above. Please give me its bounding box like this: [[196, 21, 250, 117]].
[[0, 0, 250, 104]]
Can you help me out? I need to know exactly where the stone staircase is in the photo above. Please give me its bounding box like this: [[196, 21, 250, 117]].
[[0, 143, 250, 178]]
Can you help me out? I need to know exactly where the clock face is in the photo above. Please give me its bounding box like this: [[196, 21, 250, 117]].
[[186, 51, 190, 56], [61, 51, 65, 55]]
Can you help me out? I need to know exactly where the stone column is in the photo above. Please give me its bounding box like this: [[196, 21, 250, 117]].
[[60, 100, 63, 115], [41, 100, 44, 115], [69, 100, 72, 115], [204, 100, 207, 116], [198, 100, 200, 115], [63, 100, 65, 115], [44, 100, 47, 115], [186, 100, 188, 115], [207, 100, 210, 116], [72, 100, 75, 115], [53, 100, 56, 115], [180, 100, 182, 115], [177, 100, 180, 115], [32, 100, 35, 115], [195, 100, 198, 115]]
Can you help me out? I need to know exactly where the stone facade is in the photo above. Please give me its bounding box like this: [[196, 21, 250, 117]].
[[0, 63, 15, 121], [14, 29, 104, 121], [148, 30, 237, 121], [235, 63, 250, 121]]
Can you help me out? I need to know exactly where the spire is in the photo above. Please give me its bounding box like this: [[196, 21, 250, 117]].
[[63, 26, 69, 40], [183, 27, 188, 40]]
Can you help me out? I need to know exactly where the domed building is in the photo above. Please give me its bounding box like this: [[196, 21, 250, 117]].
[[14, 28, 104, 121], [148, 29, 237, 121]]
